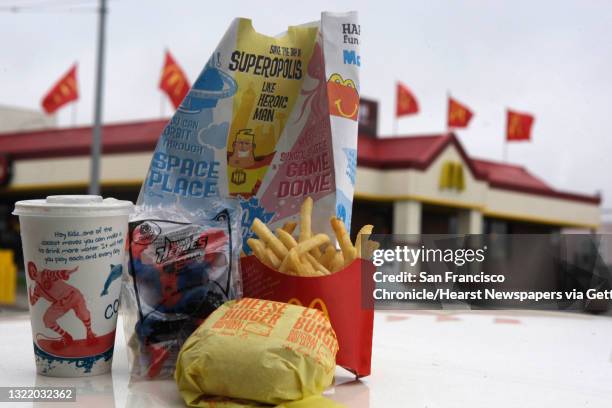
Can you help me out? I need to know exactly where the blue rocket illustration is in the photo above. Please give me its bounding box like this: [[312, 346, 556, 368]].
[[100, 264, 123, 296]]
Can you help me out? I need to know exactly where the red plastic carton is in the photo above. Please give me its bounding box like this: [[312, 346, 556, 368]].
[[241, 255, 375, 377]]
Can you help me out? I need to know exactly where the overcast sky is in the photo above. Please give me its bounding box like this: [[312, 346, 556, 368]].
[[1, 0, 611, 211]]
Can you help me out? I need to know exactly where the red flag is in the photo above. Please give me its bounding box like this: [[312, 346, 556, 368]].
[[159, 51, 190, 109], [396, 82, 419, 117], [41, 64, 78, 114], [447, 97, 473, 128], [506, 109, 534, 141]]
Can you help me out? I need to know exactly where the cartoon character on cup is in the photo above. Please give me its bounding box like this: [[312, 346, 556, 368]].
[[28, 262, 97, 349]]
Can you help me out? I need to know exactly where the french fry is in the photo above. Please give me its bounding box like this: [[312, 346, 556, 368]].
[[247, 238, 264, 256], [281, 221, 297, 235], [253, 218, 288, 260], [301, 259, 317, 276], [265, 248, 281, 269], [298, 197, 322, 258], [288, 248, 306, 275], [305, 253, 330, 275], [276, 228, 317, 275], [330, 217, 356, 265], [329, 252, 344, 273], [247, 238, 268, 267], [250, 198, 376, 276], [299, 197, 313, 242], [279, 251, 292, 273], [319, 243, 329, 254], [354, 225, 374, 258], [276, 228, 298, 250], [320, 245, 337, 269], [295, 234, 330, 256], [364, 240, 380, 259]]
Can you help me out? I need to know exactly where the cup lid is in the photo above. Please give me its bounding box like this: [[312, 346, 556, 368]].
[[13, 195, 134, 217]]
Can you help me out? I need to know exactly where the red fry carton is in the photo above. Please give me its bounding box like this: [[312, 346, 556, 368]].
[[241, 255, 375, 377]]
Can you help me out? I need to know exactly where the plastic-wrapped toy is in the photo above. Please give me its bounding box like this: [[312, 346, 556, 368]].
[[122, 202, 241, 379]]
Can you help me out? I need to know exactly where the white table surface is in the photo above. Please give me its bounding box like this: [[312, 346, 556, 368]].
[[1, 310, 612, 407]]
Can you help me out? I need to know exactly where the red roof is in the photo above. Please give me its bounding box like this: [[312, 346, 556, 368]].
[[358, 133, 600, 205], [471, 158, 599, 204], [357, 133, 481, 178], [358, 134, 449, 169], [472, 158, 552, 192], [0, 119, 166, 159], [0, 119, 600, 204]]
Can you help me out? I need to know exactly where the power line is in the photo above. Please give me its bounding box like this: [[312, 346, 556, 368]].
[[0, 0, 105, 13], [0, 7, 97, 13], [0, 0, 98, 6]]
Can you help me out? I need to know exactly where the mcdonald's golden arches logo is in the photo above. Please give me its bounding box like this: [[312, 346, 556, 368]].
[[287, 297, 330, 320], [439, 161, 465, 192]]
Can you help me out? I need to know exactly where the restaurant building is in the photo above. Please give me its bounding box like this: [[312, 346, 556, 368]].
[[0, 100, 601, 261], [353, 132, 600, 236]]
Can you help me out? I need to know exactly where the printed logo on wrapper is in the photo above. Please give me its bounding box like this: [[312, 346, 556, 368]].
[[287, 297, 330, 320], [175, 299, 338, 406]]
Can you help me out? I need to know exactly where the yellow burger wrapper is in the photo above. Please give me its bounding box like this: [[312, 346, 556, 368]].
[[171, 395, 344, 408], [175, 298, 340, 407]]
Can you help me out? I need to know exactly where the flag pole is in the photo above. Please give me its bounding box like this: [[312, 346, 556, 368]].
[[503, 140, 508, 162], [90, 0, 107, 195], [446, 90, 450, 134], [71, 103, 77, 127], [160, 93, 164, 118], [503, 108, 509, 162], [393, 81, 398, 135]]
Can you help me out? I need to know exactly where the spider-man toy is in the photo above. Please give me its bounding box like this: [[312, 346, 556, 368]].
[[129, 219, 232, 378]]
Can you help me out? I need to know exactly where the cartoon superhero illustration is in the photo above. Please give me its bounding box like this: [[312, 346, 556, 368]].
[[28, 262, 96, 348], [100, 264, 123, 296], [129, 220, 231, 378], [226, 128, 275, 196], [228, 129, 257, 169]]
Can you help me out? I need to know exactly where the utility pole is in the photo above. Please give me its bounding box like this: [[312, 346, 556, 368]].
[[89, 0, 107, 195]]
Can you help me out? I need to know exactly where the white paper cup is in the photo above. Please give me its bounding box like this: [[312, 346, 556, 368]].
[[13, 195, 133, 377]]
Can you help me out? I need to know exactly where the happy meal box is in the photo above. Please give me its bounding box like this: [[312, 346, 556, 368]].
[[135, 11, 373, 377]]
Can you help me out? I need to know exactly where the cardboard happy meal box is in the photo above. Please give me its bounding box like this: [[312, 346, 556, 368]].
[[137, 11, 373, 376]]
